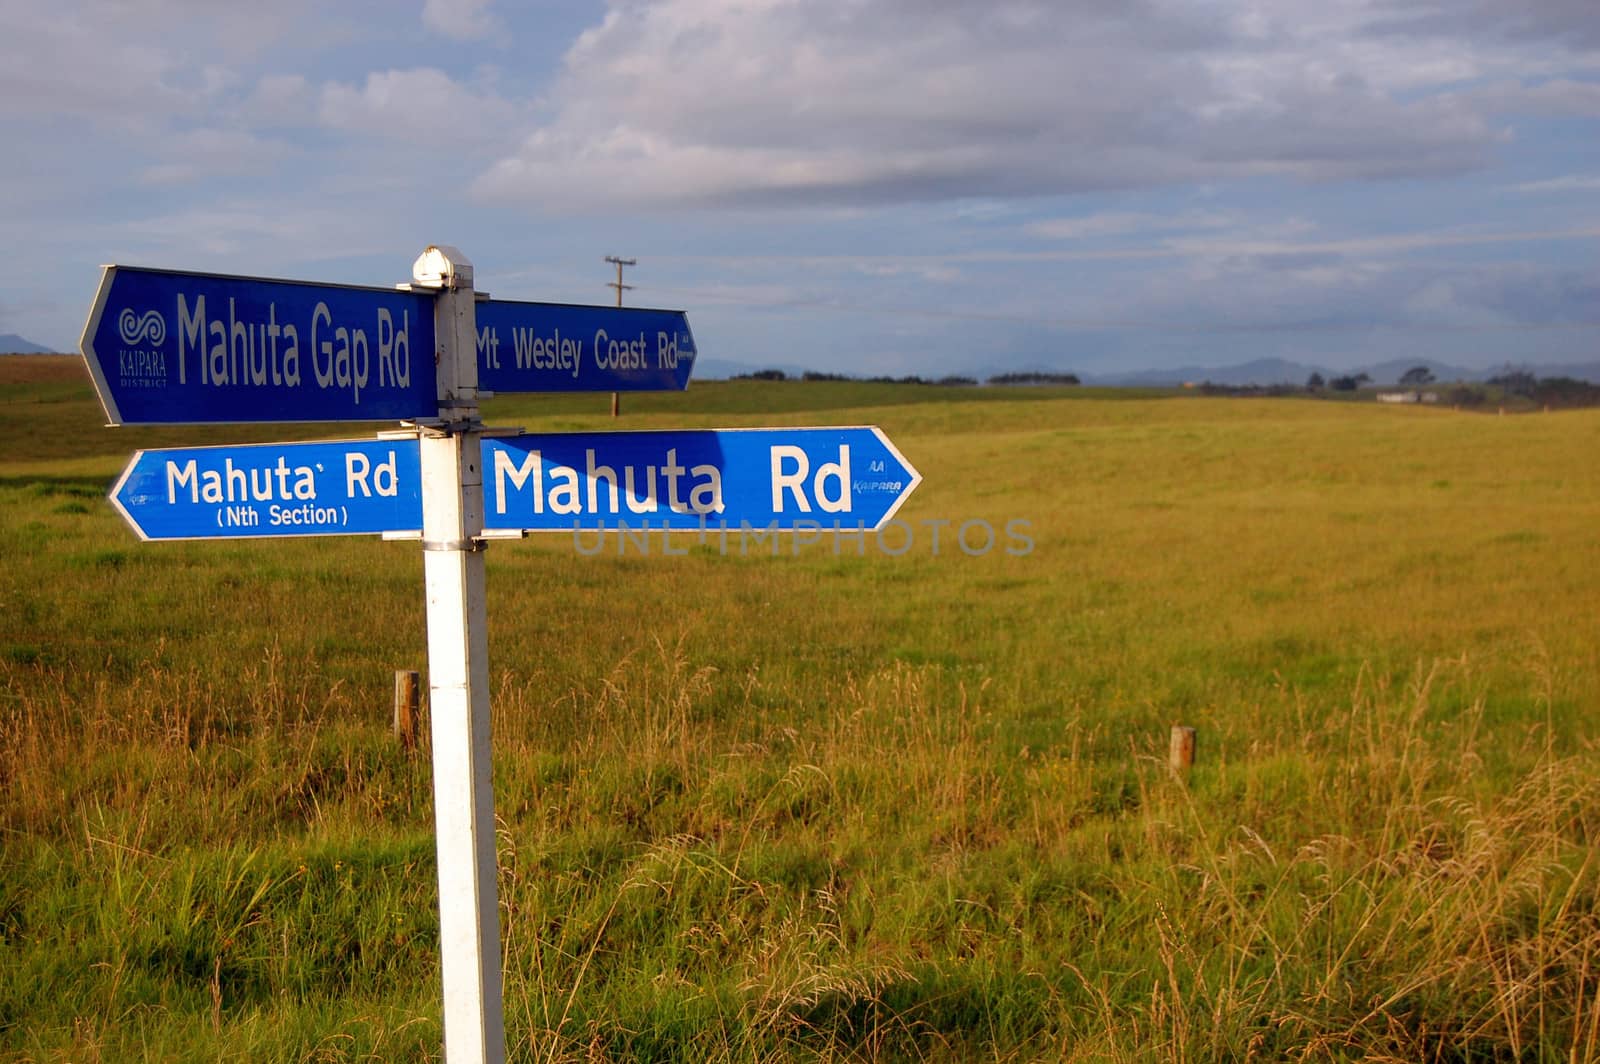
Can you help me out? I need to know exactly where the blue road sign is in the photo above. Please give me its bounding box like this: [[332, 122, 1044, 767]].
[[111, 440, 423, 540], [482, 427, 919, 533], [475, 299, 695, 393], [81, 266, 439, 424], [109, 428, 919, 541]]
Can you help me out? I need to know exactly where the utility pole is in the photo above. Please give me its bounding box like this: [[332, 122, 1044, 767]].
[[604, 256, 635, 417]]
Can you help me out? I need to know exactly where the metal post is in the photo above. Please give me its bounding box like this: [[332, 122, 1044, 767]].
[[412, 245, 506, 1064]]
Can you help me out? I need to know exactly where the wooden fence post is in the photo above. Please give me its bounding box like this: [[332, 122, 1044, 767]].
[[394, 669, 421, 751], [1169, 725, 1196, 778]]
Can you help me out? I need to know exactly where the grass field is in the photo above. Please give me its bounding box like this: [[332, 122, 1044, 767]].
[[2, 356, 1598, 1061]]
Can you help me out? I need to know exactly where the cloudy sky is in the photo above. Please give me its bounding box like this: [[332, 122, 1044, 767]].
[[3, 0, 1597, 377]]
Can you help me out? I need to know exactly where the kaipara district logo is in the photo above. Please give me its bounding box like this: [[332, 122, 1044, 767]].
[[119, 308, 166, 346], [116, 308, 169, 388]]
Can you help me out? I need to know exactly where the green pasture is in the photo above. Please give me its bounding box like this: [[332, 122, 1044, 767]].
[[1, 358, 1597, 1061]]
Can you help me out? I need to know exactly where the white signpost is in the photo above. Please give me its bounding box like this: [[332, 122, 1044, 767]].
[[411, 247, 505, 1062], [82, 246, 922, 1064]]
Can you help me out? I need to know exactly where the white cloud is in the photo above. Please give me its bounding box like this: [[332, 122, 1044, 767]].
[[1469, 78, 1600, 117], [639, 280, 809, 308], [0, 9, 182, 126], [422, 0, 500, 41], [1026, 211, 1238, 240], [318, 67, 520, 144], [116, 201, 393, 261], [1364, 0, 1600, 52], [470, 0, 1583, 211], [853, 262, 962, 284], [243, 74, 317, 125], [0, 0, 323, 127], [3, 0, 1594, 368], [651, 222, 1600, 276], [138, 129, 296, 185], [1515, 174, 1600, 193]]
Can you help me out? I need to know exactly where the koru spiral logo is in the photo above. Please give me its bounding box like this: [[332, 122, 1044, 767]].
[[118, 308, 167, 346]]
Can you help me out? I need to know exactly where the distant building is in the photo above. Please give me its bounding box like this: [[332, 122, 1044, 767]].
[[1376, 391, 1440, 404]]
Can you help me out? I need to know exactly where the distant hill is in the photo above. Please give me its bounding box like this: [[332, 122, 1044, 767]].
[[0, 334, 53, 355]]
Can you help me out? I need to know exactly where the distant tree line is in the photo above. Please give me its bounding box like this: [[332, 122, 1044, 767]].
[[1484, 370, 1600, 407], [1311, 365, 1600, 409], [987, 372, 1081, 386], [728, 363, 1600, 409], [729, 368, 1079, 386], [1306, 371, 1372, 392], [1198, 382, 1306, 398]]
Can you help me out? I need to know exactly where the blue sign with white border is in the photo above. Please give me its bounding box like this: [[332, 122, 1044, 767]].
[[475, 299, 696, 393], [111, 439, 423, 540], [482, 426, 918, 533], [109, 428, 919, 540], [81, 266, 439, 425]]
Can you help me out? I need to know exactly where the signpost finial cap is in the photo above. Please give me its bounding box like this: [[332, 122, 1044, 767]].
[[413, 245, 474, 289]]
